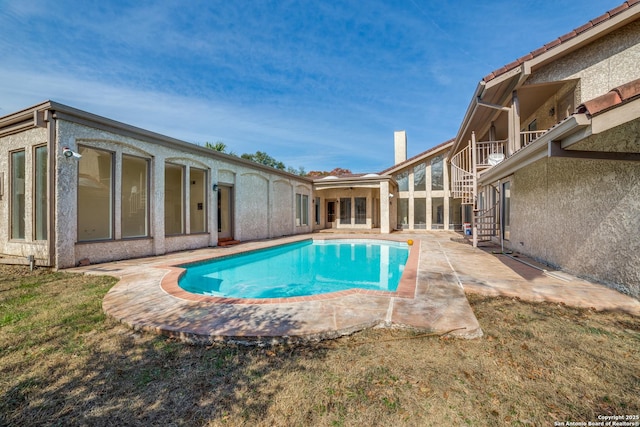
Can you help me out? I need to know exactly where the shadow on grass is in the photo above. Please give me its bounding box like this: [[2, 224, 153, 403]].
[[0, 270, 328, 426]]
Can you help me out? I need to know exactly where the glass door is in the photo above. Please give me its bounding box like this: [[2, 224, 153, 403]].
[[217, 185, 233, 240]]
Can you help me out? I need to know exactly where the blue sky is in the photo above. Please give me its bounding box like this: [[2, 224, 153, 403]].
[[0, 0, 624, 172]]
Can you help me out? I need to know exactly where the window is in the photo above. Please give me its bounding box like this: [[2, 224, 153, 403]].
[[10, 150, 25, 239], [431, 155, 444, 190], [397, 198, 409, 229], [413, 163, 426, 191], [303, 195, 308, 226], [339, 198, 351, 224], [414, 197, 426, 229], [34, 146, 48, 240], [296, 193, 309, 226], [396, 171, 408, 192], [190, 168, 207, 233], [165, 163, 184, 235], [449, 197, 462, 231], [354, 197, 366, 224], [78, 146, 113, 241], [502, 181, 511, 240], [431, 197, 444, 229], [121, 155, 149, 238], [315, 197, 320, 225]]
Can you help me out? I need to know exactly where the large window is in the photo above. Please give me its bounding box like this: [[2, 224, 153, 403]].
[[165, 163, 184, 235], [190, 168, 207, 233], [431, 197, 444, 229], [396, 171, 408, 192], [10, 151, 25, 239], [431, 155, 444, 190], [414, 163, 426, 191], [339, 198, 351, 224], [78, 146, 113, 241], [354, 197, 366, 224], [315, 197, 320, 225], [296, 193, 309, 226], [397, 198, 409, 229], [121, 155, 149, 238], [34, 146, 48, 240], [414, 197, 426, 229]]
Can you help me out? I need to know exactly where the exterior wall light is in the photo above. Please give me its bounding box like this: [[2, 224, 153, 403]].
[[62, 147, 82, 159], [212, 183, 219, 191]]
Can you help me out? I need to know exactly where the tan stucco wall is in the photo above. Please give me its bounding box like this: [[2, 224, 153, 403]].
[[316, 187, 378, 229], [507, 123, 640, 298], [526, 20, 640, 101], [50, 119, 311, 268], [0, 127, 50, 265]]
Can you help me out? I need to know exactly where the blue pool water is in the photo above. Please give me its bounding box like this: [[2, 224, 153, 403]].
[[178, 239, 409, 298]]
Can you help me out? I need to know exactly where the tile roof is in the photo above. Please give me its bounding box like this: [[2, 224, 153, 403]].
[[577, 77, 640, 115], [483, 1, 640, 82]]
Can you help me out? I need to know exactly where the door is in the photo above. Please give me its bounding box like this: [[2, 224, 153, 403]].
[[217, 185, 233, 239], [327, 201, 336, 225]]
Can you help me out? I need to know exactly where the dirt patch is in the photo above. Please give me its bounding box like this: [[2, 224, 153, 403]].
[[1, 265, 638, 426]]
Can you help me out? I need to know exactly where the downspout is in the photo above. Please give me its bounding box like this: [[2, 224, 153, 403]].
[[45, 109, 56, 268]]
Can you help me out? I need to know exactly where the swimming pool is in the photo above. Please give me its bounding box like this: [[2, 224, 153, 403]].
[[178, 239, 409, 299]]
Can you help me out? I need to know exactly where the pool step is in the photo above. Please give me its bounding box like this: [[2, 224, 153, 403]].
[[218, 238, 241, 247]]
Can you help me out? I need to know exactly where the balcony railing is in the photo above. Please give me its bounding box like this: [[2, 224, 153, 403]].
[[520, 130, 547, 148], [451, 129, 549, 204], [476, 139, 507, 168]]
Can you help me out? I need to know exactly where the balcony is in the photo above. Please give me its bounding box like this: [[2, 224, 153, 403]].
[[451, 129, 549, 204], [520, 130, 547, 148]]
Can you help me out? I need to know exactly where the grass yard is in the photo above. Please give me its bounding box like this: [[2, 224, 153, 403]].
[[1, 265, 639, 426]]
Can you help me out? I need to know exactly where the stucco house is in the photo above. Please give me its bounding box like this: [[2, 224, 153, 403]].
[[0, 101, 313, 269], [448, 1, 640, 298], [1, 2, 638, 300], [311, 132, 455, 234]]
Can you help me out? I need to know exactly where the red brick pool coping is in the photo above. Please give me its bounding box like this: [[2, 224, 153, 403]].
[[159, 237, 420, 304]]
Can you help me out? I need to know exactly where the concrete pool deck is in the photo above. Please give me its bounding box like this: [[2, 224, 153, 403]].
[[72, 231, 640, 344]]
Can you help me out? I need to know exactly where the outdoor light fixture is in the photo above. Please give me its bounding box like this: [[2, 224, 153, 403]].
[[62, 147, 82, 159], [212, 183, 219, 192]]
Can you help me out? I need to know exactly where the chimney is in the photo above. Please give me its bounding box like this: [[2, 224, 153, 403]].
[[394, 130, 407, 165]]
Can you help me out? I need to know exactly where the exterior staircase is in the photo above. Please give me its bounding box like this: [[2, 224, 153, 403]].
[[474, 200, 499, 243]]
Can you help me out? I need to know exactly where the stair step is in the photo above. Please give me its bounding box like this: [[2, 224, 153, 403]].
[[218, 238, 240, 247]]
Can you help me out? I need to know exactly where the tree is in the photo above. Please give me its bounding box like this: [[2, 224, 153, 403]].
[[307, 167, 353, 177], [205, 141, 227, 152], [241, 151, 286, 171]]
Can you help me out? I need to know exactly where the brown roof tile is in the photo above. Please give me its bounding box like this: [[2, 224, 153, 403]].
[[483, 2, 638, 83], [544, 38, 562, 50], [517, 52, 534, 62], [614, 78, 640, 100], [559, 30, 577, 42], [578, 77, 640, 115], [591, 12, 611, 26], [610, 3, 630, 15], [574, 22, 594, 34]]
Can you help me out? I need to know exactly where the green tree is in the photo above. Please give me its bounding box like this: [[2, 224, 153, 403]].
[[241, 151, 286, 170], [205, 141, 227, 152]]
